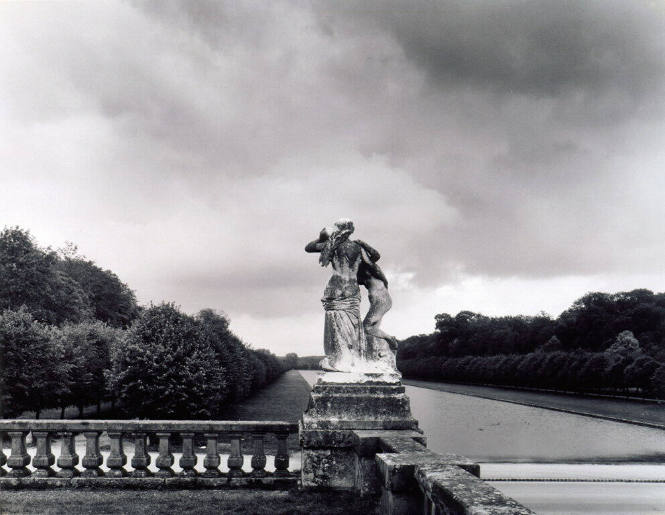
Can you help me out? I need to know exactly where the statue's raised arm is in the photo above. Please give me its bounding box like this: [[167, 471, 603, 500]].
[[305, 227, 330, 253]]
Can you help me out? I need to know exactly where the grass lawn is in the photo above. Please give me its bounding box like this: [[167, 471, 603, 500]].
[[0, 489, 379, 514], [220, 370, 312, 422]]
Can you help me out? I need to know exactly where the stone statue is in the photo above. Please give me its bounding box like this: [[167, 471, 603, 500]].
[[305, 218, 398, 375], [357, 250, 399, 373]]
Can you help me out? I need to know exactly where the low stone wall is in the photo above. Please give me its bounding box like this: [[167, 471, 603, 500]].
[[0, 420, 298, 489], [373, 434, 534, 514]]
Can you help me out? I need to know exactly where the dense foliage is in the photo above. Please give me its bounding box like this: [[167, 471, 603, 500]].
[[0, 308, 65, 417], [398, 290, 665, 397], [293, 355, 324, 370], [0, 226, 290, 419], [0, 227, 139, 327], [107, 304, 227, 419], [53, 321, 122, 417], [108, 305, 287, 419]]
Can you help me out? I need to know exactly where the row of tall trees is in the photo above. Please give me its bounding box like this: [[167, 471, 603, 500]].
[[397, 290, 665, 397], [0, 227, 140, 327], [0, 227, 289, 418]]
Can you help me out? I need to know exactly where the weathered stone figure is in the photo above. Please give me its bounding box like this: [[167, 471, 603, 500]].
[[305, 218, 398, 374], [305, 219, 368, 372], [357, 252, 399, 373]]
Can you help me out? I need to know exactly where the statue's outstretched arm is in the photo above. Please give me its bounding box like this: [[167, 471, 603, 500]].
[[305, 228, 329, 253], [305, 240, 325, 252], [359, 247, 389, 288], [356, 240, 380, 262]]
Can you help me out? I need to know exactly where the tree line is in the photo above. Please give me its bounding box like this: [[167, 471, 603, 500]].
[[397, 289, 665, 397], [0, 227, 289, 419]]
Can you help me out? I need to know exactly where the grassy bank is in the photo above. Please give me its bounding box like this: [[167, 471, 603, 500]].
[[0, 489, 379, 515]]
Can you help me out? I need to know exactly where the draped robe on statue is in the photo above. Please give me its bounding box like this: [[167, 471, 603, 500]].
[[318, 250, 367, 372]]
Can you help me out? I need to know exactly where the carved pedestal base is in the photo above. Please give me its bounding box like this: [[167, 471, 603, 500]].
[[300, 372, 419, 490]]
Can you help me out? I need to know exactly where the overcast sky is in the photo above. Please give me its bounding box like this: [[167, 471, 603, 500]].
[[2, 1, 665, 355]]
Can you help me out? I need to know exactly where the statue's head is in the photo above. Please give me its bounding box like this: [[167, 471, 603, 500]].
[[333, 218, 354, 234], [319, 218, 354, 267]]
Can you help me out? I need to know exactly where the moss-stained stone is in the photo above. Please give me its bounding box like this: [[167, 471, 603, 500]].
[[301, 378, 418, 429], [376, 450, 481, 493], [299, 429, 357, 448], [300, 376, 421, 493], [354, 454, 380, 497], [415, 465, 535, 515], [301, 448, 356, 489], [379, 488, 421, 515], [351, 430, 426, 457]]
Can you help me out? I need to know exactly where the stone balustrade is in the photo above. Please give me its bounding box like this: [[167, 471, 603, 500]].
[[0, 420, 298, 489]]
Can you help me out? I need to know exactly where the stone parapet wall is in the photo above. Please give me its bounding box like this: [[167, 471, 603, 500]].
[[0, 419, 298, 487], [375, 435, 534, 515]]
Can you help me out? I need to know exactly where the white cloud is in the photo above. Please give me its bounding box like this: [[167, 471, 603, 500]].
[[1, 1, 665, 353]]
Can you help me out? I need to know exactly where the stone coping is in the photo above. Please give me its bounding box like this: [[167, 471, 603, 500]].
[[415, 464, 535, 514], [376, 450, 480, 492], [315, 372, 402, 384], [300, 417, 418, 431], [0, 420, 299, 433], [352, 430, 426, 457]]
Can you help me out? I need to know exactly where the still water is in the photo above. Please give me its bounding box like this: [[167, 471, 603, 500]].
[[299, 370, 665, 514]]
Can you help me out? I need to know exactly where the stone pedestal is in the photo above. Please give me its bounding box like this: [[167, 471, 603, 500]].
[[300, 372, 419, 490]]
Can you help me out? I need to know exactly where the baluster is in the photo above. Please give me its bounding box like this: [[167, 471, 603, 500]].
[[0, 431, 7, 477], [179, 432, 197, 477], [32, 431, 55, 477], [56, 431, 79, 477], [81, 431, 103, 477], [250, 432, 266, 478], [155, 432, 174, 477], [130, 432, 152, 477], [227, 432, 244, 477], [7, 431, 30, 477], [273, 432, 289, 476], [202, 433, 221, 477], [106, 431, 127, 477]]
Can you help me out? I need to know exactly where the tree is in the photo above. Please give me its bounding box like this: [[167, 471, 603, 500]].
[[651, 365, 665, 398], [108, 304, 226, 419], [57, 254, 139, 328], [0, 307, 67, 417], [624, 356, 660, 392], [53, 321, 120, 417], [606, 330, 641, 355], [537, 335, 563, 353], [197, 309, 247, 402], [284, 353, 298, 370], [0, 227, 95, 325]]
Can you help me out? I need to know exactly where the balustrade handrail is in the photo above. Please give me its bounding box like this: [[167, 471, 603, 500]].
[[0, 420, 298, 432], [0, 418, 299, 482]]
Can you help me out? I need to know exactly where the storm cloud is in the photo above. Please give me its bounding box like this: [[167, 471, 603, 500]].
[[1, 1, 664, 353]]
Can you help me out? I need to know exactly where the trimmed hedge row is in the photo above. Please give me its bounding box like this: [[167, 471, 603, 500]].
[[1, 304, 288, 419], [398, 349, 664, 397]]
